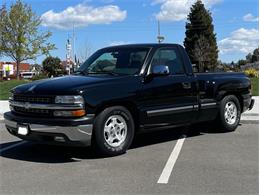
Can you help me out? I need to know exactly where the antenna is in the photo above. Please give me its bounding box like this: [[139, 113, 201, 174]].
[[157, 20, 165, 43]]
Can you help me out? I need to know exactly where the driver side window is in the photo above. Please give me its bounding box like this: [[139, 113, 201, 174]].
[[151, 48, 185, 75]]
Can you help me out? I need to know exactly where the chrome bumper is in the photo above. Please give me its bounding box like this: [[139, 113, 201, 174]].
[[5, 118, 93, 146]]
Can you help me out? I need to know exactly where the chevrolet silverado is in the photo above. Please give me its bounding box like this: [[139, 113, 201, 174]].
[[4, 44, 254, 155]]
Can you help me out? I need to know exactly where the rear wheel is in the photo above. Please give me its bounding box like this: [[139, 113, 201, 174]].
[[217, 95, 241, 132], [93, 106, 135, 156]]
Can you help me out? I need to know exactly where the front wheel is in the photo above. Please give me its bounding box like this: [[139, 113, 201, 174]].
[[93, 106, 135, 156], [217, 95, 241, 132]]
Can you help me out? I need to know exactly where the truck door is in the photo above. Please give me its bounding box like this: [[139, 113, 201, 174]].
[[142, 46, 198, 126]]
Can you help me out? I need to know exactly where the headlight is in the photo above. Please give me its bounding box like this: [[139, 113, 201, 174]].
[[55, 95, 84, 104]]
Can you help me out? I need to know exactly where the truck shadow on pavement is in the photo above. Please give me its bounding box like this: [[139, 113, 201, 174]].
[[0, 123, 234, 163]]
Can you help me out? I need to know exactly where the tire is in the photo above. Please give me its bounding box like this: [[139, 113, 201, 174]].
[[92, 106, 135, 156], [217, 95, 241, 132]]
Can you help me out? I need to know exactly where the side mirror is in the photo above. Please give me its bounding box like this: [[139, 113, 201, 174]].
[[152, 65, 170, 76]]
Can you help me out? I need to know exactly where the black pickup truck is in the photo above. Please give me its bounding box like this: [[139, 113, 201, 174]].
[[4, 44, 254, 155]]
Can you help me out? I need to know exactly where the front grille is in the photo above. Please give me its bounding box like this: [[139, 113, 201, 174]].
[[12, 94, 54, 117], [14, 95, 53, 103], [13, 106, 52, 117]]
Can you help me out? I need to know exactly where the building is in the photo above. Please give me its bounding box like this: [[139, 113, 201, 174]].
[[0, 61, 31, 79], [61, 60, 75, 74]]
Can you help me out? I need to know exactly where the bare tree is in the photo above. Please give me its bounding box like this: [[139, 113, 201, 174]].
[[79, 41, 93, 63]]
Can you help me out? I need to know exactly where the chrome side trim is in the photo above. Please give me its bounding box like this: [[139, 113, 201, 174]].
[[9, 100, 84, 110], [201, 102, 217, 107], [147, 105, 193, 116], [146, 103, 216, 117]]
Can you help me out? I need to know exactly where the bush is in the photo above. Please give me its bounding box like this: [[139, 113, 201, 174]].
[[244, 68, 259, 78], [251, 77, 259, 96]]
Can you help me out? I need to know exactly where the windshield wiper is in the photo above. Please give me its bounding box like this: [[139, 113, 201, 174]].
[[73, 70, 87, 75]]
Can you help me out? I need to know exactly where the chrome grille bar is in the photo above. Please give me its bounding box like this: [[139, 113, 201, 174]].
[[10, 101, 84, 110]]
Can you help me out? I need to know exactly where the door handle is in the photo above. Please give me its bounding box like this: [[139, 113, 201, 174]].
[[182, 82, 191, 89]]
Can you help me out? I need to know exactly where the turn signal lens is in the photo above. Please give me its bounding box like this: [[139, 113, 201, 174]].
[[71, 109, 86, 117], [53, 109, 86, 117]]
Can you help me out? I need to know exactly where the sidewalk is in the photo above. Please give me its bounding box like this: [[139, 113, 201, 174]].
[[0, 100, 10, 120], [0, 97, 259, 123]]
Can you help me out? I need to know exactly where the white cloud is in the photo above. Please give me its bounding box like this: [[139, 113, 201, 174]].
[[41, 3, 127, 30], [218, 28, 259, 54], [243, 13, 259, 22], [154, 0, 222, 22]]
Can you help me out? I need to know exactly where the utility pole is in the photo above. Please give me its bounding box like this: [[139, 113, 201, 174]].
[[72, 23, 76, 72], [157, 20, 165, 43]]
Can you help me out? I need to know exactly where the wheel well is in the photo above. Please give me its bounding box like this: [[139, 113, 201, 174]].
[[221, 92, 244, 111], [95, 102, 140, 131]]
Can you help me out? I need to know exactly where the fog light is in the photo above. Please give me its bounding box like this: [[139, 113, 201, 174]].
[[54, 136, 65, 142]]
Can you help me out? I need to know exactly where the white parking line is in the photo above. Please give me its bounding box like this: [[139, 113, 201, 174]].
[[157, 135, 186, 184], [0, 141, 27, 153]]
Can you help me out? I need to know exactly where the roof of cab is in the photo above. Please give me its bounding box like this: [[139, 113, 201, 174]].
[[101, 43, 181, 50]]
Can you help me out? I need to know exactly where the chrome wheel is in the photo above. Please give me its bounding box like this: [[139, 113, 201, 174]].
[[104, 115, 127, 147], [224, 101, 237, 125]]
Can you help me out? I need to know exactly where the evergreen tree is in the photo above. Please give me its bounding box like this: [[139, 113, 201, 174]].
[[184, 0, 218, 72], [252, 48, 259, 63], [246, 53, 253, 63]]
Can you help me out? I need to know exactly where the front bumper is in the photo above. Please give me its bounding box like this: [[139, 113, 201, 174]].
[[242, 94, 255, 112], [248, 98, 255, 111], [4, 112, 94, 147]]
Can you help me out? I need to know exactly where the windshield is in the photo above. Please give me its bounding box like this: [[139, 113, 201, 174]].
[[77, 47, 150, 75]]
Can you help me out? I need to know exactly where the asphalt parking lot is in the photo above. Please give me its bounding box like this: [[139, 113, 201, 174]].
[[0, 122, 258, 195]]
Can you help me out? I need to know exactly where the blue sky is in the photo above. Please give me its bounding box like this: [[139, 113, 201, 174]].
[[2, 0, 259, 64]]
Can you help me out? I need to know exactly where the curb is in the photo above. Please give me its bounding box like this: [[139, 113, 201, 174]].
[[240, 120, 259, 124]]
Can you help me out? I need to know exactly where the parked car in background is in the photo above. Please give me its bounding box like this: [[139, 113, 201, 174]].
[[20, 72, 37, 79]]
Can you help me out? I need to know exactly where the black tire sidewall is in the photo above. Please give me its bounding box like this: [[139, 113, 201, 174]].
[[219, 95, 241, 132], [93, 106, 135, 156]]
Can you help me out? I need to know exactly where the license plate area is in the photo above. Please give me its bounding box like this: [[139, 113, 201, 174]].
[[17, 124, 29, 135]]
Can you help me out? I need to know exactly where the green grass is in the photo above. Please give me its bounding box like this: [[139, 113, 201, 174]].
[[251, 77, 259, 96], [0, 80, 31, 100]]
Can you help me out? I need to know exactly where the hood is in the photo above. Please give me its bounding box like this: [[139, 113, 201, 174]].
[[13, 75, 121, 95]]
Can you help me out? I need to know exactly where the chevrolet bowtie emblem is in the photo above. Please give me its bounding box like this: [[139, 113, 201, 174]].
[[24, 102, 31, 109]]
